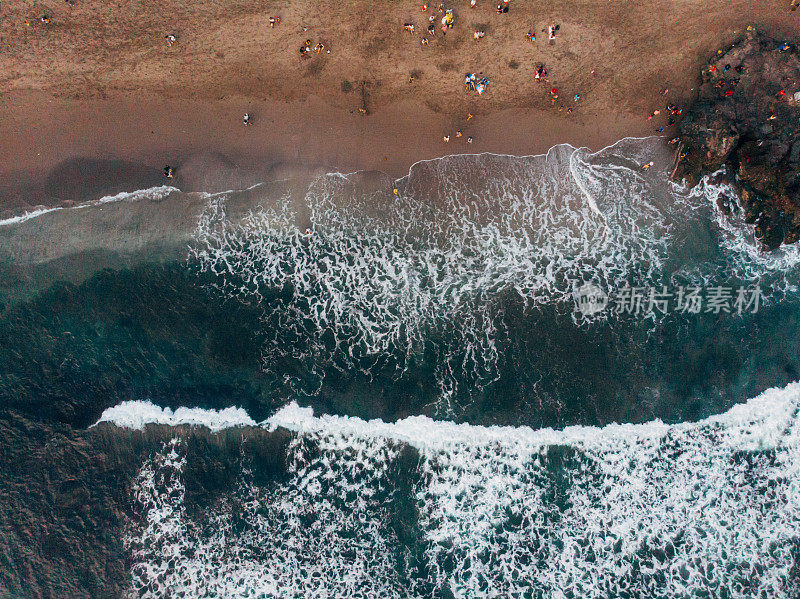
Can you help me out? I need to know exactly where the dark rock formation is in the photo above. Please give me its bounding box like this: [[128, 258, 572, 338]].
[[674, 30, 800, 249]]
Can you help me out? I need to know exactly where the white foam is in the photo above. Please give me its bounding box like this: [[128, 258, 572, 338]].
[[95, 400, 256, 431], [0, 185, 178, 227], [190, 138, 680, 415], [0, 206, 63, 226], [266, 381, 798, 453], [189, 139, 800, 416], [123, 382, 800, 598], [693, 174, 800, 294], [87, 185, 178, 207]]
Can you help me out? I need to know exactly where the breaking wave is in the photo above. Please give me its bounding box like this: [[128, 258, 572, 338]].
[[120, 381, 800, 598], [0, 185, 178, 227], [690, 172, 800, 294], [189, 138, 800, 415], [94, 400, 256, 431]]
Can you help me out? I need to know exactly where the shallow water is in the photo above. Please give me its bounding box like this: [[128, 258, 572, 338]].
[[185, 137, 800, 425]]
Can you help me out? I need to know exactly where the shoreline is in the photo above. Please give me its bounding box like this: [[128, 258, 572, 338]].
[[0, 135, 667, 230], [1, 90, 659, 213], [3, 1, 799, 213]]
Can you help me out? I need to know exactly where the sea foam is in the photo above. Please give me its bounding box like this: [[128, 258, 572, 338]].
[[190, 139, 684, 414], [189, 138, 800, 417], [0, 185, 178, 227], [95, 400, 256, 431], [114, 381, 800, 598]]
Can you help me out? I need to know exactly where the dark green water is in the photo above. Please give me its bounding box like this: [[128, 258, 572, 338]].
[[3, 139, 800, 598], [1, 258, 799, 431]]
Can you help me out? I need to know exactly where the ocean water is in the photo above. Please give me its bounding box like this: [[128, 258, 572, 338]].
[[186, 137, 800, 425], [3, 137, 800, 596], [100, 384, 800, 599]]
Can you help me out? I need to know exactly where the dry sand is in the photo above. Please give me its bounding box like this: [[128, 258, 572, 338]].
[[1, 0, 799, 211]]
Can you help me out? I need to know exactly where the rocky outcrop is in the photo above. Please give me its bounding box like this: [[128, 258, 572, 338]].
[[674, 30, 800, 249]]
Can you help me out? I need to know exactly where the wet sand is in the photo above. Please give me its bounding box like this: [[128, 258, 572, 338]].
[[1, 91, 651, 212]]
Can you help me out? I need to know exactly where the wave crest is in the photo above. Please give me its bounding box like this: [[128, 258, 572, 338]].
[[123, 382, 800, 598]]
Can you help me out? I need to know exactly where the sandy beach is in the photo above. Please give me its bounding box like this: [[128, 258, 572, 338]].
[[0, 91, 652, 211], [1, 0, 799, 211]]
